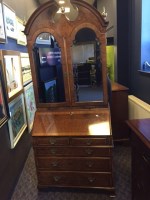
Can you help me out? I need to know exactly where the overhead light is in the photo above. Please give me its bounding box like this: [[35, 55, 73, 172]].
[[59, 0, 65, 4], [57, 7, 70, 13]]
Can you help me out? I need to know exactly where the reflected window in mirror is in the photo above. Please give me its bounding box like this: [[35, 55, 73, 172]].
[[33, 33, 66, 103], [71, 28, 103, 102]]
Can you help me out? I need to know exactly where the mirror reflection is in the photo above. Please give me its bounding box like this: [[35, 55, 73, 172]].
[[72, 28, 103, 102], [33, 33, 65, 103]]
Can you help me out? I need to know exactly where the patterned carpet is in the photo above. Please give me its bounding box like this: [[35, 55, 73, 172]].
[[11, 144, 131, 200]]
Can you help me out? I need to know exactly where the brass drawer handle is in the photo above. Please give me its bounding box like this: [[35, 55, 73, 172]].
[[86, 162, 93, 168], [142, 155, 150, 165], [88, 177, 95, 183], [86, 140, 92, 145], [85, 149, 93, 155], [51, 161, 59, 167], [137, 183, 141, 190], [50, 149, 56, 155], [106, 138, 110, 144], [53, 176, 61, 182], [49, 138, 56, 145]]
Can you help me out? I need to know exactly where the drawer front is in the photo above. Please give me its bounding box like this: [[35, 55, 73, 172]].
[[38, 171, 113, 188], [36, 157, 112, 172], [34, 147, 112, 157], [70, 137, 112, 146], [33, 137, 69, 146]]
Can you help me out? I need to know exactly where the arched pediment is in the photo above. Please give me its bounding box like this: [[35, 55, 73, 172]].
[[24, 0, 108, 37]]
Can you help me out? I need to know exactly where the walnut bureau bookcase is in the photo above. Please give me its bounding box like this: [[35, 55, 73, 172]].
[[25, 0, 114, 193]]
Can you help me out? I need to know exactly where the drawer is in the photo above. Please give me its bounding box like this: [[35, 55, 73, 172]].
[[37, 171, 113, 188], [34, 146, 112, 157], [33, 137, 69, 146], [70, 137, 112, 146], [36, 157, 112, 172]]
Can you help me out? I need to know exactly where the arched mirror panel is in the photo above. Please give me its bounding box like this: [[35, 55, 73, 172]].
[[33, 32, 66, 103], [71, 28, 103, 102]]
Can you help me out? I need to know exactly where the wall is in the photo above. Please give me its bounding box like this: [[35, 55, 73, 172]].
[[141, 0, 150, 67], [129, 0, 150, 104], [3, 0, 38, 20], [128, 95, 150, 119], [0, 126, 31, 199], [97, 0, 116, 38], [117, 0, 150, 104], [98, 0, 150, 105], [97, 0, 117, 81], [0, 0, 38, 199], [117, 0, 130, 87]]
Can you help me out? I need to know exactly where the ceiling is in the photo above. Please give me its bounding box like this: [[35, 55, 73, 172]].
[[37, 0, 95, 6]]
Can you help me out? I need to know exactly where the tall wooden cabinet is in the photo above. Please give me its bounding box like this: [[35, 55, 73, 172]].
[[25, 0, 114, 193]]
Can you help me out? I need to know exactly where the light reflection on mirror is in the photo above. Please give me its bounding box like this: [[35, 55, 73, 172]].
[[33, 32, 65, 103], [72, 28, 103, 102]]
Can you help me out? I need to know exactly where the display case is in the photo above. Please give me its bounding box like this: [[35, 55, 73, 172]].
[[8, 93, 27, 149], [25, 0, 114, 194], [20, 52, 32, 86], [0, 61, 9, 127], [0, 2, 6, 43], [0, 50, 23, 102], [24, 82, 36, 132]]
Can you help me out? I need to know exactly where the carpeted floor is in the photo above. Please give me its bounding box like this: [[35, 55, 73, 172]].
[[11, 144, 131, 200], [78, 86, 103, 102]]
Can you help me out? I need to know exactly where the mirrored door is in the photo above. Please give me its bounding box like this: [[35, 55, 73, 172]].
[[71, 28, 103, 103], [33, 32, 66, 103]]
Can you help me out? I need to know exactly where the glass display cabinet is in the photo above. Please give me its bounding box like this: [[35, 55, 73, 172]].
[[25, 0, 114, 194]]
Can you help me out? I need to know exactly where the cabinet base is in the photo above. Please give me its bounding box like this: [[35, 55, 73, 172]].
[[37, 185, 115, 195]]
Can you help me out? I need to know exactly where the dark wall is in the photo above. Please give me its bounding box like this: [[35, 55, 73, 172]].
[[129, 0, 150, 104], [0, 38, 27, 52], [117, 0, 130, 87], [0, 2, 38, 197], [0, 39, 31, 199], [117, 0, 150, 104], [0, 125, 31, 200]]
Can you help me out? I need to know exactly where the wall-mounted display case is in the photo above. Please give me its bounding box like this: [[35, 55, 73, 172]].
[[3, 3, 17, 40], [20, 52, 32, 86], [0, 60, 9, 127], [17, 17, 27, 46], [24, 82, 36, 132], [8, 93, 27, 149], [0, 2, 6, 43], [0, 50, 23, 102]]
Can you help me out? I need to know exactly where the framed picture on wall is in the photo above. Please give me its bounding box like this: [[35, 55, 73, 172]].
[[2, 50, 23, 101], [3, 3, 17, 39], [17, 17, 27, 46], [24, 82, 36, 132], [0, 61, 9, 128], [20, 53, 32, 85], [8, 93, 27, 149], [0, 2, 6, 43]]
